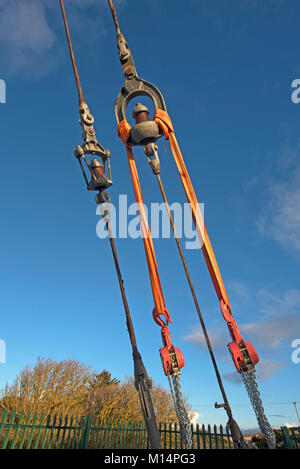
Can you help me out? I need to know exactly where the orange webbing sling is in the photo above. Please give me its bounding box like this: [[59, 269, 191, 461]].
[[118, 114, 258, 373], [118, 122, 193, 450], [154, 109, 230, 308], [152, 110, 262, 373], [118, 119, 172, 325]]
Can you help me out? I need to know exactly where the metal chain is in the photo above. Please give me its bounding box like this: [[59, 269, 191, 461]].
[[241, 371, 276, 448], [167, 374, 193, 449]]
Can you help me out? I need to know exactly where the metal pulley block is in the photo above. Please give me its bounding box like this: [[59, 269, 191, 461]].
[[160, 346, 184, 376], [159, 326, 185, 376], [74, 100, 113, 192], [220, 299, 259, 373], [127, 103, 162, 146], [228, 340, 259, 373]]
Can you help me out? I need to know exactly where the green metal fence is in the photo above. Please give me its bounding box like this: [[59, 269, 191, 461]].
[[0, 410, 298, 449], [0, 410, 234, 449], [281, 426, 300, 449]]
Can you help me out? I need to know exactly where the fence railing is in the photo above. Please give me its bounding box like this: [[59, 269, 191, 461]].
[[281, 426, 300, 449], [0, 410, 298, 449], [0, 410, 234, 449]]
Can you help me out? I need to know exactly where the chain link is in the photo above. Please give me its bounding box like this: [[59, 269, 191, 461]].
[[167, 374, 193, 449], [241, 371, 276, 448]]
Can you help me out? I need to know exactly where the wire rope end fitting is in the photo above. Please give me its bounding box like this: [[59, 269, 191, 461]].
[[144, 143, 160, 175], [95, 190, 110, 206], [117, 32, 130, 62]]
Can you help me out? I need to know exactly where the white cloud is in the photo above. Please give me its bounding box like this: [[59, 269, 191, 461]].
[[190, 411, 200, 426], [223, 359, 283, 384], [183, 326, 227, 350], [0, 1, 55, 52], [256, 140, 300, 254], [228, 281, 251, 302], [241, 315, 300, 349], [284, 422, 299, 428], [239, 289, 300, 350], [184, 312, 300, 353], [255, 359, 283, 381], [0, 0, 56, 76], [256, 288, 300, 316], [222, 371, 242, 385], [0, 0, 126, 78], [184, 289, 300, 351], [183, 286, 300, 382]]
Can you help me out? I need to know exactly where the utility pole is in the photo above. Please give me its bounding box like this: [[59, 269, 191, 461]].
[[293, 402, 300, 425]]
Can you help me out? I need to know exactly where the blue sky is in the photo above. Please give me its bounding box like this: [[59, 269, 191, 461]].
[[0, 0, 299, 430]]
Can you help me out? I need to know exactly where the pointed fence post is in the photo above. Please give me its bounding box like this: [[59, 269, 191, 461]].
[[81, 415, 92, 449], [281, 426, 293, 449]]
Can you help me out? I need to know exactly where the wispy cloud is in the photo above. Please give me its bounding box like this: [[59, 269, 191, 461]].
[[256, 288, 300, 316], [0, 0, 56, 77], [284, 422, 299, 428], [223, 359, 283, 384], [240, 288, 300, 350], [0, 0, 125, 78], [184, 288, 300, 350], [184, 286, 300, 383], [184, 326, 227, 350], [256, 139, 300, 254], [227, 281, 251, 302], [241, 315, 300, 349]]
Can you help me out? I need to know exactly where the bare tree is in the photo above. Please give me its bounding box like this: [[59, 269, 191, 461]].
[[0, 357, 93, 416], [0, 358, 193, 425], [87, 377, 182, 424]]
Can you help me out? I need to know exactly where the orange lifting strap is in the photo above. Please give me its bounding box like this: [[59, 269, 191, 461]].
[[155, 109, 230, 308], [118, 113, 261, 375], [118, 120, 172, 326], [119, 110, 230, 311]]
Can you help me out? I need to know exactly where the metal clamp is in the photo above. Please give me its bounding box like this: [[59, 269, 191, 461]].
[[74, 101, 113, 191], [114, 26, 166, 125], [77, 101, 111, 161], [144, 143, 160, 175]]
